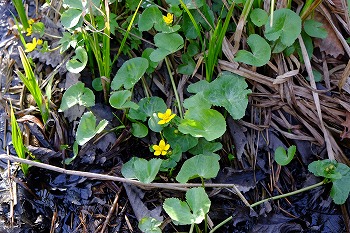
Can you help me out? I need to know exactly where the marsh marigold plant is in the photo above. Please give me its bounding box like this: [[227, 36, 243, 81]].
[[152, 140, 170, 156], [158, 109, 176, 125]]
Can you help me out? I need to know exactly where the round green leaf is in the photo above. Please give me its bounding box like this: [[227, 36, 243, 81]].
[[111, 57, 149, 90], [131, 122, 148, 138], [186, 187, 211, 224], [66, 46, 88, 73], [176, 153, 220, 183], [163, 126, 198, 152], [234, 34, 271, 67], [59, 81, 95, 111], [92, 78, 103, 91], [178, 108, 226, 141], [264, 9, 301, 51], [138, 6, 162, 32], [250, 8, 268, 27], [109, 90, 132, 109]]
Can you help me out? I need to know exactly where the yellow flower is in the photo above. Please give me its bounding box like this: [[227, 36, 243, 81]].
[[157, 109, 176, 125], [25, 38, 43, 52], [26, 19, 35, 36], [152, 140, 170, 156], [26, 26, 33, 36], [163, 13, 173, 25]]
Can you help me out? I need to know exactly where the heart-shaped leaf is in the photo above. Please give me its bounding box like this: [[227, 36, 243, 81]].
[[163, 187, 210, 225], [66, 46, 88, 73], [234, 34, 271, 67], [250, 8, 268, 27], [138, 6, 163, 32], [178, 108, 226, 141], [274, 145, 296, 166], [111, 57, 149, 90], [163, 126, 198, 152], [150, 33, 184, 62], [176, 154, 220, 183], [76, 112, 108, 145], [202, 72, 251, 119], [59, 81, 95, 111], [109, 90, 136, 109], [264, 9, 301, 53], [121, 157, 162, 183]]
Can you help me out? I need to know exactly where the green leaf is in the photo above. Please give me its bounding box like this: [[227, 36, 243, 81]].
[[59, 81, 95, 111], [250, 8, 268, 27], [138, 217, 162, 233], [274, 145, 296, 166], [178, 108, 226, 141], [166, 0, 205, 9], [142, 48, 158, 73], [59, 32, 78, 53], [163, 198, 194, 225], [176, 154, 220, 183], [186, 187, 211, 223], [66, 46, 88, 73], [160, 145, 182, 171], [304, 19, 328, 39], [61, 8, 82, 28], [128, 97, 167, 121], [63, 0, 83, 9], [203, 72, 251, 119], [76, 112, 108, 145], [234, 34, 271, 67], [163, 126, 198, 152], [32, 22, 45, 37], [188, 138, 222, 155], [150, 33, 184, 62], [92, 78, 103, 91], [122, 157, 162, 183], [131, 122, 148, 138], [308, 159, 342, 180], [148, 113, 164, 133], [163, 187, 210, 225], [111, 57, 149, 90], [183, 92, 212, 110], [178, 53, 196, 75], [138, 6, 163, 32], [331, 175, 350, 204], [264, 9, 301, 53], [109, 90, 133, 109]]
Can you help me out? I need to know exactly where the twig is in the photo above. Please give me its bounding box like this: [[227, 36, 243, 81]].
[[100, 187, 122, 233], [0, 154, 243, 191]]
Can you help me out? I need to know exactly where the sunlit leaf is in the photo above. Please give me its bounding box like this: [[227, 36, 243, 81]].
[[178, 108, 226, 141], [76, 112, 108, 145], [234, 34, 271, 67], [111, 57, 149, 90], [66, 46, 88, 73], [59, 81, 95, 111]]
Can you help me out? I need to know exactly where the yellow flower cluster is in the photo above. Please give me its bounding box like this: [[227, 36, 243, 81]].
[[25, 37, 43, 52], [152, 140, 170, 156]]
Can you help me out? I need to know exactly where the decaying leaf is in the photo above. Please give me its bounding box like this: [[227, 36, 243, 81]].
[[313, 12, 344, 57]]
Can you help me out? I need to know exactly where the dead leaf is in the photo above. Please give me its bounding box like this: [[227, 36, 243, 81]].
[[340, 112, 350, 139], [314, 12, 344, 57]]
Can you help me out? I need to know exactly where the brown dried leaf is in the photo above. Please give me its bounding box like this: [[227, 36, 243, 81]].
[[340, 112, 350, 139], [314, 12, 344, 57]]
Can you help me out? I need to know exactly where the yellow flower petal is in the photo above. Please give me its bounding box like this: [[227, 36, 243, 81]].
[[159, 140, 166, 147], [154, 151, 161, 156], [37, 39, 43, 45], [164, 144, 170, 150]]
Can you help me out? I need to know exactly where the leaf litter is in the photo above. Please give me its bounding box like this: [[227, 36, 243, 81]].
[[0, 0, 349, 232]]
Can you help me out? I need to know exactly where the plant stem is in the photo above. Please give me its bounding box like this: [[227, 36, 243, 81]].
[[165, 57, 183, 119], [189, 223, 194, 233], [250, 180, 325, 208], [210, 180, 326, 232]]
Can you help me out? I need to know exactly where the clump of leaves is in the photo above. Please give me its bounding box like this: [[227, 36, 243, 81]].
[[309, 160, 350, 204]]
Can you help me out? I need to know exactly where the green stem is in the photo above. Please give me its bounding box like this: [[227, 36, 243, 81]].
[[250, 180, 325, 208], [189, 223, 194, 233], [165, 57, 183, 119], [210, 180, 326, 232], [209, 216, 232, 233]]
